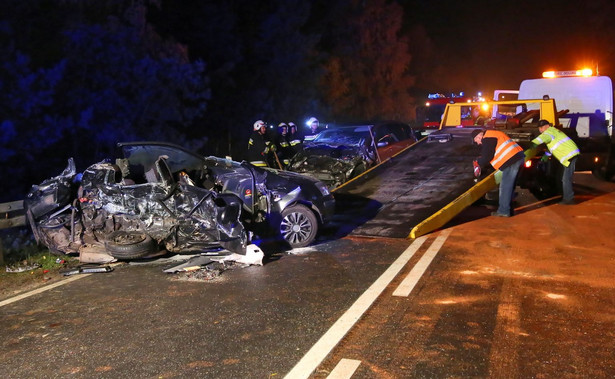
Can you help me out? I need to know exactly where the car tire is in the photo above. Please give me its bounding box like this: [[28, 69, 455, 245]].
[[104, 230, 157, 259], [592, 165, 615, 181], [280, 204, 318, 248]]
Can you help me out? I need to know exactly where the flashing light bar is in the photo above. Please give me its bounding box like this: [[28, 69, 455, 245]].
[[542, 68, 593, 78]]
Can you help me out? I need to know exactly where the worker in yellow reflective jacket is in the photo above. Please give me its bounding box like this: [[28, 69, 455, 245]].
[[531, 119, 580, 205], [472, 129, 525, 217]]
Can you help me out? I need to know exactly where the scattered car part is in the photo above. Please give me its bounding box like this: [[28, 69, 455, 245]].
[[60, 265, 114, 276]]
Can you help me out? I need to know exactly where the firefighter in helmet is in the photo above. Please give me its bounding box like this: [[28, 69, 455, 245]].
[[247, 120, 275, 167]]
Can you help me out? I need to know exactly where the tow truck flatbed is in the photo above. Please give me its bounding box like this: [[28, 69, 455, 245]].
[[331, 98, 559, 239], [332, 128, 481, 239]]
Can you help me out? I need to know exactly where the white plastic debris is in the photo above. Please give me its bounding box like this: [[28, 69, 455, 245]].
[[220, 244, 264, 266]]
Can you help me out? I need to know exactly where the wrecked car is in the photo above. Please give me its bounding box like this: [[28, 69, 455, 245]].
[[25, 142, 335, 259], [288, 122, 416, 188], [25, 156, 247, 259]]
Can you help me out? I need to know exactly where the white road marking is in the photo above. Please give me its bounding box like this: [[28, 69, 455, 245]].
[[326, 359, 361, 379], [284, 235, 429, 379], [392, 228, 452, 297], [0, 274, 91, 308]]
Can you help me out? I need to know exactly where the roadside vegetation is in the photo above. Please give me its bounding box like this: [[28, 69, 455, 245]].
[[0, 228, 77, 298]]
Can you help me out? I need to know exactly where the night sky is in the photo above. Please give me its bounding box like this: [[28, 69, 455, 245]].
[[402, 0, 615, 96]]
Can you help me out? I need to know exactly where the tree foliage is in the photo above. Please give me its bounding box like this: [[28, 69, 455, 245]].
[[321, 0, 415, 122], [0, 0, 421, 201], [0, 0, 209, 200]]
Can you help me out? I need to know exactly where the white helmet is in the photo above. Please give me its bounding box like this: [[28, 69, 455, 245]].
[[253, 120, 265, 130], [278, 122, 288, 128], [307, 117, 318, 126]]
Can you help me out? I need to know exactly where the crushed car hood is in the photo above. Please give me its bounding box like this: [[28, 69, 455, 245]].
[[288, 145, 368, 188]]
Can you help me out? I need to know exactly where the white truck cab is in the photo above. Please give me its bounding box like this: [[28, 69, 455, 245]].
[[519, 74, 613, 139], [502, 69, 615, 179]]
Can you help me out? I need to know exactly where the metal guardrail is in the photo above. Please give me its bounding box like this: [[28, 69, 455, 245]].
[[0, 200, 26, 229]]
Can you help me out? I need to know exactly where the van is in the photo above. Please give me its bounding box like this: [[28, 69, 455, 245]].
[[517, 72, 614, 177]]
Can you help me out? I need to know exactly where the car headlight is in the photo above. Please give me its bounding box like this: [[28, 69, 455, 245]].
[[315, 181, 330, 196]]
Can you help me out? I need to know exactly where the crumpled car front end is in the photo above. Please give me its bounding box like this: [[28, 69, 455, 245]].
[[24, 158, 248, 258], [288, 145, 370, 189], [24, 159, 80, 254]]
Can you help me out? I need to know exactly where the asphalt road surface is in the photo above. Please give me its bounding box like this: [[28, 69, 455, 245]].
[[1, 172, 614, 378]]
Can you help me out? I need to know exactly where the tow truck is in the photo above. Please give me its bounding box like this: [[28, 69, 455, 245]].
[[331, 69, 614, 240], [414, 92, 487, 137], [332, 97, 560, 239], [517, 69, 615, 180]]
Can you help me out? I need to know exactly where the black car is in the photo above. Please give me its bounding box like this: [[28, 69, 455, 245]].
[[25, 142, 335, 259], [288, 122, 416, 188]]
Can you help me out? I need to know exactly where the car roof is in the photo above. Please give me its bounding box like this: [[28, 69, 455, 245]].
[[323, 125, 373, 133]]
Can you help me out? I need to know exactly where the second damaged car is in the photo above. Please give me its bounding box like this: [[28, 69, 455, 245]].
[[25, 142, 335, 259], [288, 122, 416, 189]]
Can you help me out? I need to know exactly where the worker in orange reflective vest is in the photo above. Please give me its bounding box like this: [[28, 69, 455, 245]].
[[471, 129, 525, 217]]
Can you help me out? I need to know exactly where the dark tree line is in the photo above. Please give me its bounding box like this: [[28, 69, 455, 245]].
[[1, 0, 418, 201]]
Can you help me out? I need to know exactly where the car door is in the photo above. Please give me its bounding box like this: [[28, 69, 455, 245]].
[[374, 123, 416, 161]]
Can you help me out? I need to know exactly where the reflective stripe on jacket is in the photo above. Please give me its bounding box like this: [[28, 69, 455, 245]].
[[531, 126, 580, 167], [485, 130, 524, 170]]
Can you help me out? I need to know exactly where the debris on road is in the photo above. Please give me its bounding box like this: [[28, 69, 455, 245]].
[[163, 244, 264, 282], [218, 244, 264, 266], [163, 255, 215, 273], [5, 262, 40, 273], [60, 265, 114, 276]]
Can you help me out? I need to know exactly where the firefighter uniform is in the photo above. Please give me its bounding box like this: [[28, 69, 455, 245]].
[[248, 120, 274, 167], [276, 123, 292, 167], [531, 120, 580, 204], [473, 129, 525, 217], [287, 122, 303, 154]]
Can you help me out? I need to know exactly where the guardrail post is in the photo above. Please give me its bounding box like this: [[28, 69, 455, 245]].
[[0, 200, 26, 229]]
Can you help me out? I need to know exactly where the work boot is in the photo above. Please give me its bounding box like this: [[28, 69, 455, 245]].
[[491, 211, 510, 217], [559, 198, 576, 205]]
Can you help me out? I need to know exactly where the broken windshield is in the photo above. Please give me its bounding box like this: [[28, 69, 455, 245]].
[[311, 128, 370, 146]]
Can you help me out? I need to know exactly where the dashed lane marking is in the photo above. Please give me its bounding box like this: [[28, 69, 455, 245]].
[[326, 359, 362, 379], [392, 228, 452, 297], [0, 274, 91, 308], [284, 235, 429, 379]]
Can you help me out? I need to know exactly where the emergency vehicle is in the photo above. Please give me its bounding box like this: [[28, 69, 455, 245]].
[[456, 68, 615, 197], [415, 92, 487, 137], [517, 69, 614, 179]]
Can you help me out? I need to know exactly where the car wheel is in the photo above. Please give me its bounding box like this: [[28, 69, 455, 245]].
[[592, 165, 615, 181], [280, 204, 318, 248], [104, 230, 157, 259]]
